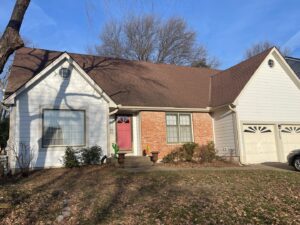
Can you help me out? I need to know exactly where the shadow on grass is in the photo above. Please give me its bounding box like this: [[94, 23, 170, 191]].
[[81, 170, 213, 225], [0, 169, 72, 221], [1, 167, 216, 224]]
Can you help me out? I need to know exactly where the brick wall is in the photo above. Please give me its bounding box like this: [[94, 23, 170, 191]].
[[140, 111, 213, 158]]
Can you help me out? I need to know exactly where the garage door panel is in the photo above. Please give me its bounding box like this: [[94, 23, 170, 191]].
[[243, 125, 278, 163], [280, 125, 300, 162]]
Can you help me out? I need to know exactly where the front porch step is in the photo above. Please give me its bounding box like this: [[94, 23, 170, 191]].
[[123, 156, 153, 168]]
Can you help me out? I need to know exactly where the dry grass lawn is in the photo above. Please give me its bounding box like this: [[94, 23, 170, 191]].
[[0, 165, 299, 225]]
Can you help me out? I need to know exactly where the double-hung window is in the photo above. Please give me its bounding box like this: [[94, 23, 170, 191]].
[[166, 113, 193, 143], [42, 109, 85, 147]]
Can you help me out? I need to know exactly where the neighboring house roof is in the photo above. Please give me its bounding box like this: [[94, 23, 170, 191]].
[[210, 48, 273, 107], [5, 47, 218, 108], [285, 56, 300, 79], [5, 47, 278, 109]]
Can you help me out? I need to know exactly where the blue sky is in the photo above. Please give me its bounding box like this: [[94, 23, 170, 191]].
[[1, 0, 300, 69]]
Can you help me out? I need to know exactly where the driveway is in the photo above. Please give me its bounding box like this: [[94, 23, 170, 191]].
[[249, 162, 295, 172]]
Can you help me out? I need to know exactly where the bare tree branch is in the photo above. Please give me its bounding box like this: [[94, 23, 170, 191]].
[[96, 20, 125, 58], [0, 0, 31, 74], [245, 41, 291, 59], [157, 17, 195, 65], [95, 15, 219, 68], [8, 142, 35, 176], [123, 15, 157, 61]]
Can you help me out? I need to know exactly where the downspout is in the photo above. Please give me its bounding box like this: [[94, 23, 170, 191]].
[[228, 104, 244, 166]]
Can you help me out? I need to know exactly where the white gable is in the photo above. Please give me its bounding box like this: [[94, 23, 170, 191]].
[[11, 57, 110, 168], [236, 49, 300, 122], [5, 53, 116, 107]]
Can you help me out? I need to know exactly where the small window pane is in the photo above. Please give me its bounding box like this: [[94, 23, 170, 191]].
[[166, 114, 177, 125], [43, 110, 85, 146], [179, 115, 190, 125], [167, 126, 178, 143], [180, 126, 192, 142]]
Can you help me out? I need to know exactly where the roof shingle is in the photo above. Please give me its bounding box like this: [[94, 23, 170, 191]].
[[5, 47, 218, 108], [210, 48, 273, 107], [5, 47, 274, 108]]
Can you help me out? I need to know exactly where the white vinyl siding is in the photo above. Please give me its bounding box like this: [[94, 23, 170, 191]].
[[213, 108, 237, 156], [236, 52, 300, 122], [235, 51, 300, 163], [11, 59, 109, 168]]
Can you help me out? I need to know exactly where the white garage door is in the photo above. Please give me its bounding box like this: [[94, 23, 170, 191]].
[[280, 125, 300, 162], [243, 124, 279, 163]]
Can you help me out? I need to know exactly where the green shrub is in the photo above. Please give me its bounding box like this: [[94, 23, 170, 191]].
[[63, 147, 80, 168], [181, 142, 198, 162], [81, 145, 103, 165], [162, 142, 198, 163], [197, 141, 216, 163], [162, 150, 179, 163]]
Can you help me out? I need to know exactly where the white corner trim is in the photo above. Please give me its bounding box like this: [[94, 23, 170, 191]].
[[4, 53, 117, 107]]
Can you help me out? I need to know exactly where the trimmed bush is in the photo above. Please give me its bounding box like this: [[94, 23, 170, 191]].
[[81, 145, 103, 165], [162, 142, 198, 163], [182, 142, 198, 162], [63, 147, 80, 168], [163, 142, 218, 164], [197, 141, 217, 163], [162, 149, 179, 163]]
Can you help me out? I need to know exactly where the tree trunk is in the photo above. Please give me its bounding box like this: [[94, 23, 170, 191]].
[[0, 0, 31, 74]]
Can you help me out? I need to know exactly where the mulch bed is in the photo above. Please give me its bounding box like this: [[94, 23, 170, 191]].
[[159, 160, 240, 168]]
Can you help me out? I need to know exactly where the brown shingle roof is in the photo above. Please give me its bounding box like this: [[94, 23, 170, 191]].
[[5, 47, 218, 108], [5, 47, 273, 108], [210, 47, 273, 107]]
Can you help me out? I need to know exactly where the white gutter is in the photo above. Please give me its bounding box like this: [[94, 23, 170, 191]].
[[228, 104, 236, 112], [109, 104, 122, 116], [118, 105, 211, 112], [0, 102, 10, 111]]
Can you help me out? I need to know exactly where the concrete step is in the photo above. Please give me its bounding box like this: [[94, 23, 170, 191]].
[[107, 156, 154, 168], [123, 156, 153, 168], [125, 156, 151, 162]]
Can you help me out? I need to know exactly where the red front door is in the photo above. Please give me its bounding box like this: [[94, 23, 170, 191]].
[[116, 115, 132, 151]]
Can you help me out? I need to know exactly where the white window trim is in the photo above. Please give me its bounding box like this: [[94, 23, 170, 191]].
[[166, 112, 194, 144], [42, 109, 86, 147]]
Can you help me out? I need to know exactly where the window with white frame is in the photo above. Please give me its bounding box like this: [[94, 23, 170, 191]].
[[166, 113, 193, 143], [43, 109, 85, 146]]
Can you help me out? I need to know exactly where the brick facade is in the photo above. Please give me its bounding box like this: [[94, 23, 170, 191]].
[[140, 111, 213, 158]]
